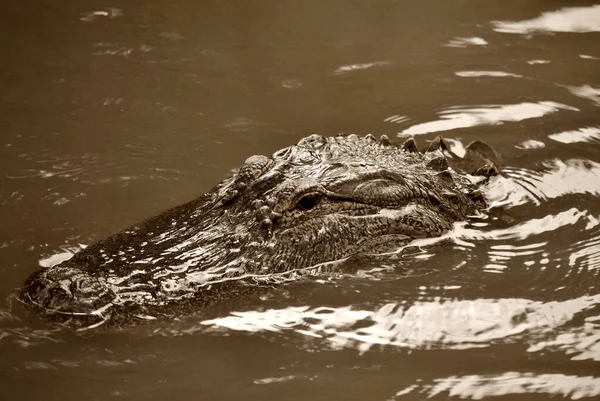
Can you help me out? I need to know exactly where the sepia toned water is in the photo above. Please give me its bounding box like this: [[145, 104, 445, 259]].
[[1, 1, 600, 400]]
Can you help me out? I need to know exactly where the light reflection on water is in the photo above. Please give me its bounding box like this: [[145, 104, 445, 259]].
[[400, 372, 600, 400], [199, 295, 600, 355], [454, 71, 522, 78], [492, 5, 600, 34], [490, 160, 600, 208], [566, 85, 600, 107], [549, 127, 600, 144], [443, 37, 488, 48], [399, 102, 578, 136]]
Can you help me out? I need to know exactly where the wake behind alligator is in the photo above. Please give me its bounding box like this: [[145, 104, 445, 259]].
[[20, 134, 498, 329]]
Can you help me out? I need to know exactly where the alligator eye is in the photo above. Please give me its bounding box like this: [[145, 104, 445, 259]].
[[295, 193, 322, 211]]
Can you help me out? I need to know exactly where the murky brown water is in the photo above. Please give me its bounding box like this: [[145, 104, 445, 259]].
[[2, 1, 600, 399]]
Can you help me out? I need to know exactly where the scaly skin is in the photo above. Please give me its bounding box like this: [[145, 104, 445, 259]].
[[20, 134, 495, 329]]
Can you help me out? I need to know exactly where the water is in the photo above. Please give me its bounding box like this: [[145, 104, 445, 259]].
[[1, 0, 600, 399]]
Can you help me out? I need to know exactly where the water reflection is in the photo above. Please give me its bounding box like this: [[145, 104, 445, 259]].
[[527, 59, 551, 65], [492, 5, 600, 34], [515, 139, 545, 150], [80, 8, 123, 22], [200, 295, 600, 354], [496, 159, 600, 206], [455, 71, 521, 78], [566, 85, 600, 107], [92, 42, 153, 58], [567, 234, 600, 273], [0, 323, 63, 348], [580, 54, 600, 61], [549, 126, 600, 144], [444, 37, 488, 47], [5, 149, 188, 186], [398, 372, 600, 400], [333, 61, 391, 75], [399, 102, 578, 136], [528, 322, 600, 362]]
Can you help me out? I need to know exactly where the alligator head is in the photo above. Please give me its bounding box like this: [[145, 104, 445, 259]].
[[20, 134, 497, 329]]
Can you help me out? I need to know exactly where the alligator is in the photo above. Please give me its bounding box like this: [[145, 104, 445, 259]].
[[20, 134, 497, 329]]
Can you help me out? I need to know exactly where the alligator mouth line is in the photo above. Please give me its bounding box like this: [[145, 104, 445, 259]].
[[21, 291, 107, 315]]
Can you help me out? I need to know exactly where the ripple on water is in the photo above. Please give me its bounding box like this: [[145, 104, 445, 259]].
[[567, 233, 600, 273], [456, 208, 597, 241], [333, 61, 391, 75], [399, 102, 578, 136], [393, 372, 600, 400], [80, 8, 122, 22], [549, 126, 600, 144], [4, 147, 190, 208], [580, 54, 600, 61], [492, 5, 600, 34], [527, 59, 551, 65], [454, 71, 522, 78], [448, 209, 600, 296], [199, 295, 600, 355], [528, 318, 600, 362], [443, 37, 488, 48], [566, 85, 600, 107], [515, 139, 545, 150], [0, 323, 64, 348], [7, 151, 177, 183], [489, 159, 600, 207]]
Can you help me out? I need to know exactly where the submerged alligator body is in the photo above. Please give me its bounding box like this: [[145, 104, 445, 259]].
[[20, 134, 497, 329]]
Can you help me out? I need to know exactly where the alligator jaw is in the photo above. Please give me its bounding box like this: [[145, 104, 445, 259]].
[[20, 266, 115, 328]]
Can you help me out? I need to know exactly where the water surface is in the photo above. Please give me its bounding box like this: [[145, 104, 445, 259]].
[[1, 1, 600, 400]]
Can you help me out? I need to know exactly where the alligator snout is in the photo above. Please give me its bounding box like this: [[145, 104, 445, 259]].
[[21, 266, 116, 316], [29, 277, 72, 310]]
